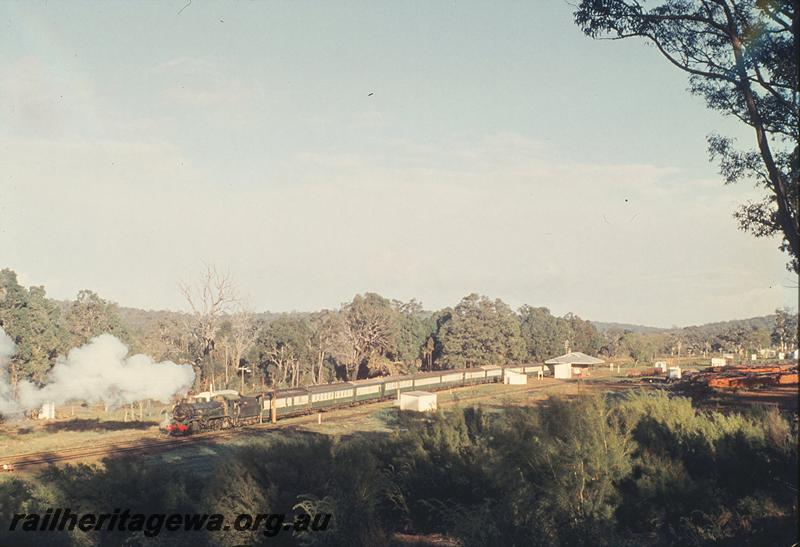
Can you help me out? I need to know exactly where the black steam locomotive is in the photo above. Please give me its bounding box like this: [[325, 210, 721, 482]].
[[165, 390, 262, 435]]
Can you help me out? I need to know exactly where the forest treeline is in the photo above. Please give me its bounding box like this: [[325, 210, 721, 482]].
[[1, 391, 796, 546], [0, 268, 796, 392]]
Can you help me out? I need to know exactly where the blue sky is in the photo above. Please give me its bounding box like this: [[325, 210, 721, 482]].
[[0, 1, 795, 327]]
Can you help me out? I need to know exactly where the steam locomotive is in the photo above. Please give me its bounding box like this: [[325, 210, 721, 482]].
[[165, 364, 547, 435], [165, 390, 262, 435]]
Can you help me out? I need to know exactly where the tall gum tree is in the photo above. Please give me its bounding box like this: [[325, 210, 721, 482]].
[[575, 0, 798, 272]]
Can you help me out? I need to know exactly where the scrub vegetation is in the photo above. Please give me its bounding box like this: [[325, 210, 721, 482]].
[[2, 391, 796, 546]]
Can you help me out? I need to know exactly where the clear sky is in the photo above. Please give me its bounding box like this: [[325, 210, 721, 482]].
[[0, 1, 795, 327]]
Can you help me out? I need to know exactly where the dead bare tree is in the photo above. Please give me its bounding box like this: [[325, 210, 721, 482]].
[[178, 264, 237, 387]]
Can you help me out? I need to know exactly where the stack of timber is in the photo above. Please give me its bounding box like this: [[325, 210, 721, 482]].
[[686, 364, 798, 390]]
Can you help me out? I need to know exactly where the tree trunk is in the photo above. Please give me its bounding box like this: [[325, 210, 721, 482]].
[[234, 350, 242, 381], [727, 13, 798, 261], [317, 350, 325, 384], [224, 345, 229, 386], [192, 362, 203, 391]]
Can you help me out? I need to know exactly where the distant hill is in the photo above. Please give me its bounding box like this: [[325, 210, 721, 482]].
[[678, 314, 777, 333], [593, 314, 778, 334], [591, 321, 667, 333], [115, 307, 294, 326], [116, 306, 190, 331]]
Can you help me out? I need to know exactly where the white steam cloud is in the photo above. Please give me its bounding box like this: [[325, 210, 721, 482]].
[[0, 327, 20, 415], [0, 328, 195, 417]]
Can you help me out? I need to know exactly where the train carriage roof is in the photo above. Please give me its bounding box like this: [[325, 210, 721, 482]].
[[306, 382, 355, 393], [413, 370, 445, 378], [351, 377, 386, 386], [272, 388, 310, 397], [379, 374, 414, 381]]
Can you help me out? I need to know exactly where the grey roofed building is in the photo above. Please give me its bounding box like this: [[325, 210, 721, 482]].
[[544, 352, 605, 365]]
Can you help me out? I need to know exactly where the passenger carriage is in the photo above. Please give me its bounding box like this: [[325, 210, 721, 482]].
[[481, 365, 503, 382], [264, 388, 310, 418], [520, 364, 545, 376], [412, 370, 443, 389], [307, 382, 356, 410], [462, 367, 487, 384], [351, 378, 386, 403], [440, 370, 465, 386], [382, 376, 414, 395]]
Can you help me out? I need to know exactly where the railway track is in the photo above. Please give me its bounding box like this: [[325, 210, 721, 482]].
[[4, 376, 622, 471]]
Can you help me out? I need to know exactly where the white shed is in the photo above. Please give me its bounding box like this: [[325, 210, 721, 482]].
[[504, 370, 527, 385], [667, 367, 682, 380], [38, 401, 56, 420], [710, 357, 726, 367], [545, 352, 605, 379], [549, 363, 573, 379], [654, 361, 668, 373], [399, 391, 437, 412]]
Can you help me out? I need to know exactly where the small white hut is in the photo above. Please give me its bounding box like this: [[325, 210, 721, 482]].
[[38, 401, 56, 420], [504, 369, 527, 385], [399, 391, 437, 412]]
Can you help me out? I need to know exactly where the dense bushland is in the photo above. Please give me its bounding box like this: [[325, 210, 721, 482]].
[[1, 392, 796, 546], [4, 268, 794, 396]]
